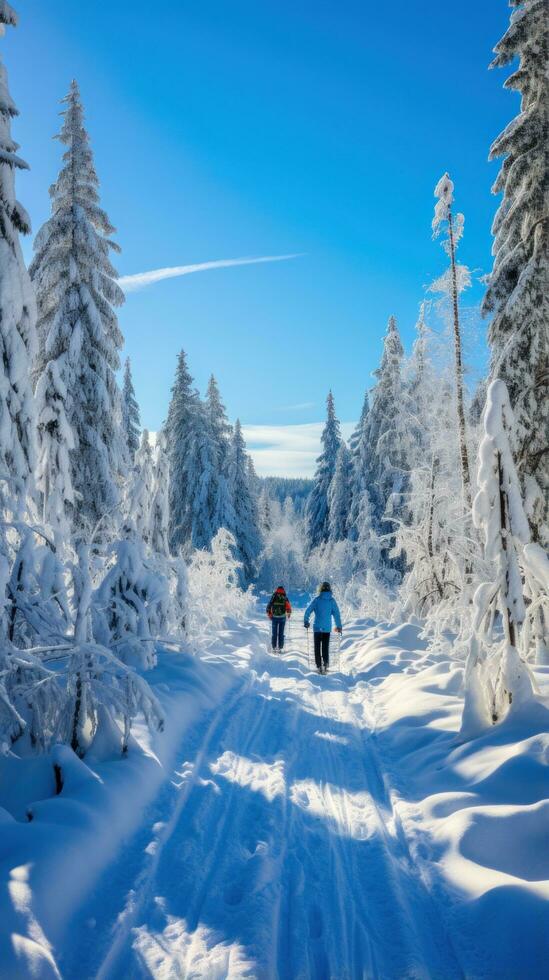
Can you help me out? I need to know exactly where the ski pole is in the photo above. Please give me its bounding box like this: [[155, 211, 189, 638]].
[[306, 626, 310, 670], [337, 631, 342, 672]]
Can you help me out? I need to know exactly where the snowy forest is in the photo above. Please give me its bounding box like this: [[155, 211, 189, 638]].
[[0, 1, 548, 977]]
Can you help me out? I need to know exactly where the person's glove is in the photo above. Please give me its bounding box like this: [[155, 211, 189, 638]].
[[304, 622, 310, 629], [335, 627, 342, 633]]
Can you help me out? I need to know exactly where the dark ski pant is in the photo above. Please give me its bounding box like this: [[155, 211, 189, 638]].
[[314, 631, 330, 668], [271, 616, 286, 649]]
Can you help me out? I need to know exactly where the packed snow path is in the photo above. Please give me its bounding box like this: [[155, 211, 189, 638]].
[[62, 609, 463, 979]]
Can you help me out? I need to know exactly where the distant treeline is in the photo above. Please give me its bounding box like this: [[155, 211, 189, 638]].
[[262, 477, 313, 514]]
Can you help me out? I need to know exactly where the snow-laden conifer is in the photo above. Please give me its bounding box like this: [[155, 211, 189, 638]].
[[126, 429, 154, 542], [305, 391, 341, 551], [227, 419, 261, 583], [461, 381, 541, 735], [30, 80, 125, 532], [364, 317, 410, 577], [347, 391, 370, 543], [205, 374, 235, 534], [0, 2, 36, 515], [328, 442, 352, 542], [122, 357, 141, 460], [482, 0, 548, 546], [148, 428, 170, 557], [35, 357, 75, 547], [166, 350, 199, 553]]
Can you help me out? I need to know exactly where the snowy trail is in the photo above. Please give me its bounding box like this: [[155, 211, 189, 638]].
[[63, 610, 463, 979]]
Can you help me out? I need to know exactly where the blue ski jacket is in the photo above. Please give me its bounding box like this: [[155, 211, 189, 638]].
[[304, 592, 342, 633]]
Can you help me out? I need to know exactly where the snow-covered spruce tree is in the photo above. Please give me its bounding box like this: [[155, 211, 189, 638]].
[[30, 80, 125, 533], [126, 428, 154, 542], [148, 428, 170, 557], [328, 441, 353, 542], [166, 350, 199, 553], [347, 390, 370, 541], [482, 0, 548, 547], [0, 2, 36, 518], [227, 419, 261, 583], [363, 317, 410, 578], [121, 357, 141, 461], [205, 374, 235, 534], [258, 486, 273, 535], [305, 391, 341, 551], [431, 173, 473, 513], [461, 380, 539, 735], [34, 357, 75, 548], [147, 429, 188, 636]]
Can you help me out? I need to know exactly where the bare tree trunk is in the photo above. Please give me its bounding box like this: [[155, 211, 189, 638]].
[[448, 210, 472, 512], [70, 671, 83, 755], [427, 454, 443, 600]]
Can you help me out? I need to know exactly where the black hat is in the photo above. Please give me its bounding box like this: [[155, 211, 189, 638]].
[[320, 581, 331, 592]]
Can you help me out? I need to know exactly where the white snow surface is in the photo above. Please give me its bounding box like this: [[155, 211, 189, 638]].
[[1, 602, 548, 978]]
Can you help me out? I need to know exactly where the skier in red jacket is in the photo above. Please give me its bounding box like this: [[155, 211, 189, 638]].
[[266, 586, 292, 652]]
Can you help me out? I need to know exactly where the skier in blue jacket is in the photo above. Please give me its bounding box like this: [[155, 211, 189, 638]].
[[304, 582, 342, 674]]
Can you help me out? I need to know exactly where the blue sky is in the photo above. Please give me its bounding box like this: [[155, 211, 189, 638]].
[[9, 1, 514, 473]]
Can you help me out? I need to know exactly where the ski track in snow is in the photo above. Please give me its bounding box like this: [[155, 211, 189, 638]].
[[62, 608, 464, 980]]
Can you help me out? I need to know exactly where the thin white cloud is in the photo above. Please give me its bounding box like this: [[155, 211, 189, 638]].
[[242, 422, 356, 478], [275, 401, 316, 412], [119, 253, 302, 292]]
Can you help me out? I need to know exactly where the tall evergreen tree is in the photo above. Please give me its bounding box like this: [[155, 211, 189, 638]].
[[122, 357, 141, 460], [227, 419, 261, 583], [305, 391, 341, 550], [365, 317, 410, 576], [30, 81, 125, 532], [0, 2, 36, 515], [166, 353, 225, 552], [406, 302, 434, 465], [127, 429, 154, 542], [483, 0, 548, 546], [166, 351, 193, 553], [205, 374, 235, 534], [148, 428, 170, 557], [328, 442, 353, 542], [348, 390, 370, 542]]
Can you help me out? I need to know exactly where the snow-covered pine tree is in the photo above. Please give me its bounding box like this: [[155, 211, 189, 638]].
[[148, 428, 170, 557], [166, 353, 222, 552], [121, 357, 141, 461], [227, 419, 261, 583], [0, 1, 36, 517], [347, 391, 370, 543], [431, 173, 473, 512], [205, 374, 235, 533], [482, 0, 548, 547], [328, 441, 353, 542], [349, 391, 369, 460], [30, 80, 125, 533], [305, 391, 341, 551], [185, 398, 222, 551], [462, 380, 538, 735], [406, 302, 433, 464], [258, 486, 273, 535], [364, 317, 410, 577], [34, 357, 75, 548], [166, 350, 198, 553], [126, 429, 154, 542]]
